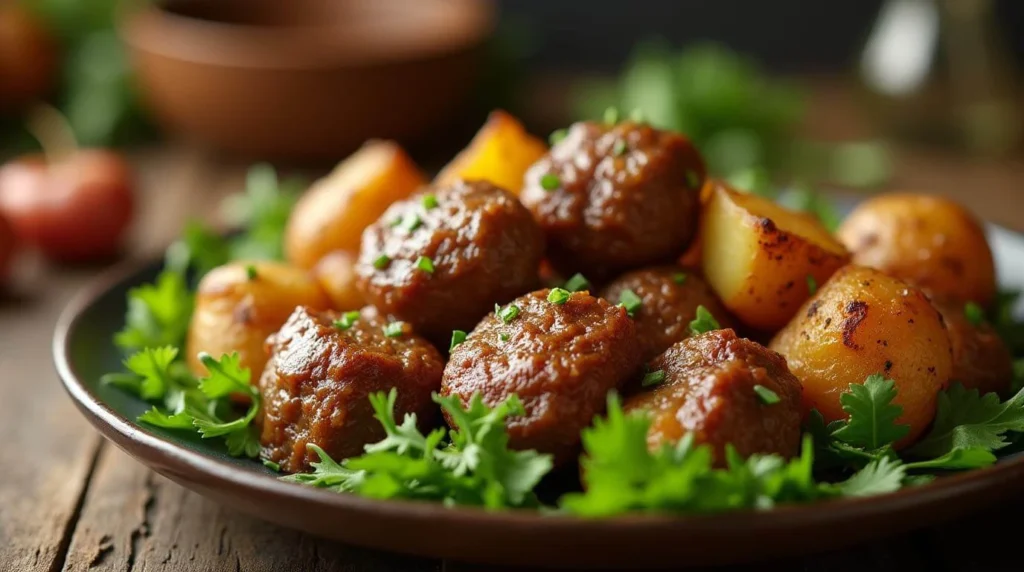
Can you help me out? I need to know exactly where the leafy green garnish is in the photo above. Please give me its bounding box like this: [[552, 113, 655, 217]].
[[753, 385, 780, 406], [547, 288, 571, 305], [641, 370, 665, 388], [617, 289, 643, 317], [564, 273, 590, 292], [806, 275, 818, 295], [835, 457, 905, 497], [284, 390, 553, 509], [831, 375, 909, 450], [964, 302, 985, 327], [334, 311, 360, 331], [496, 304, 521, 324], [688, 305, 720, 335], [450, 330, 467, 351], [415, 256, 435, 274], [540, 173, 561, 191], [383, 322, 406, 338], [114, 269, 194, 353], [908, 383, 1024, 458]]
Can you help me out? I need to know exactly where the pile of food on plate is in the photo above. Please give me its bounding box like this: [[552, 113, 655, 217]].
[[104, 109, 1024, 516]]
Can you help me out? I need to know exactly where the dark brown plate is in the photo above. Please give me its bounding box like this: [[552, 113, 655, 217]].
[[53, 225, 1024, 570]]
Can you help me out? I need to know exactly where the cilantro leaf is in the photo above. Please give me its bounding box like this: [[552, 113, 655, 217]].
[[831, 374, 909, 450], [114, 270, 193, 353], [835, 456, 905, 497], [903, 448, 996, 471], [908, 383, 1024, 458], [220, 163, 302, 262], [285, 390, 553, 509], [137, 407, 195, 429], [196, 352, 253, 400]]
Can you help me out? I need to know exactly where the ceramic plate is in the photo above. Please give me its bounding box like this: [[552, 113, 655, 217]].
[[53, 224, 1024, 570]]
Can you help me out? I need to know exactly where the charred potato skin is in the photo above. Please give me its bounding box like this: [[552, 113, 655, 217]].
[[837, 193, 996, 306], [186, 261, 331, 379], [769, 265, 953, 447], [701, 183, 850, 332], [284, 140, 426, 269]]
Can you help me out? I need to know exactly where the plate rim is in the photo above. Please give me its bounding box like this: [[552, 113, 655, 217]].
[[51, 224, 1024, 568]]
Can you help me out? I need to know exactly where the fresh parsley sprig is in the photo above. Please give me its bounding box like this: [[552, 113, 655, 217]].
[[283, 390, 554, 509]]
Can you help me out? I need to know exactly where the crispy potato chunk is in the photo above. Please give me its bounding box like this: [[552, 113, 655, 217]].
[[837, 193, 996, 306], [433, 110, 547, 194], [186, 261, 330, 379], [312, 250, 364, 311], [284, 140, 425, 268], [769, 265, 953, 447], [700, 182, 850, 331]]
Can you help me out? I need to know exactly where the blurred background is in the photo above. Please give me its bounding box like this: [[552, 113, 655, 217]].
[[1, 0, 1023, 273]]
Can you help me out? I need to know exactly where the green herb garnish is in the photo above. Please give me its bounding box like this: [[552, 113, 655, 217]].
[[964, 302, 985, 327], [564, 273, 590, 292], [549, 129, 567, 146], [422, 194, 439, 210], [641, 370, 665, 387], [333, 311, 360, 331], [245, 265, 258, 281], [753, 385, 780, 405], [450, 330, 467, 351], [672, 272, 687, 285], [540, 173, 561, 191], [415, 256, 435, 274], [807, 275, 818, 295], [603, 106, 619, 125], [373, 254, 391, 270], [548, 288, 572, 305], [383, 322, 406, 338], [400, 213, 422, 233], [496, 304, 521, 324], [613, 140, 627, 156], [499, 333, 510, 343], [617, 289, 642, 317], [688, 305, 719, 335]]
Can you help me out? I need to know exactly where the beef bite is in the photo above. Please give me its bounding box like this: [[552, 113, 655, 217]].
[[258, 305, 444, 473], [356, 179, 544, 344], [520, 119, 704, 280], [599, 265, 735, 361], [624, 329, 803, 464], [441, 289, 643, 465]]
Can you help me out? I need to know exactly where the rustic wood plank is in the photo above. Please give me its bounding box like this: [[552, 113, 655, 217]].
[[62, 446, 441, 572]]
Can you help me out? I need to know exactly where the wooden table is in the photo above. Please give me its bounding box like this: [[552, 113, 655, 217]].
[[3, 81, 1024, 572]]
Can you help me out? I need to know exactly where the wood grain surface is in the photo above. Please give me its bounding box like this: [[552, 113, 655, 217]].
[[1, 81, 1023, 572]]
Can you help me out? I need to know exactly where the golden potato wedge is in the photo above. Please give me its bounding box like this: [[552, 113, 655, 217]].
[[769, 265, 953, 447], [313, 250, 364, 311], [837, 193, 996, 306], [433, 109, 547, 194], [284, 140, 425, 269], [186, 260, 331, 380], [700, 182, 850, 331]]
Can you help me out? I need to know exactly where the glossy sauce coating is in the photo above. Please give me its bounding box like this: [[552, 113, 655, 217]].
[[441, 289, 643, 465], [356, 179, 543, 343], [600, 265, 735, 361], [931, 296, 1013, 397], [623, 329, 803, 463], [259, 306, 444, 473], [520, 120, 704, 279]]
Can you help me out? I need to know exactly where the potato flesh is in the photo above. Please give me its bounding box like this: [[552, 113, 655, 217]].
[[433, 110, 547, 194], [769, 264, 953, 447], [701, 184, 849, 332], [186, 261, 331, 380], [837, 193, 996, 306], [313, 250, 364, 311], [284, 140, 425, 269]]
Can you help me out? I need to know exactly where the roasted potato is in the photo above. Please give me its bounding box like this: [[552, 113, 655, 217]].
[[284, 140, 425, 269], [837, 193, 996, 306], [186, 261, 331, 380], [931, 297, 1013, 397], [701, 182, 850, 332], [313, 250, 364, 311], [769, 265, 953, 447], [433, 110, 547, 194]]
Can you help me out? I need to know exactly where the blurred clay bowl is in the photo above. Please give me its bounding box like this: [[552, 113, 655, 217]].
[[119, 0, 493, 162]]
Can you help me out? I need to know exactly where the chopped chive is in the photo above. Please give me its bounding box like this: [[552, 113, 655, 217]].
[[629, 108, 646, 123], [964, 301, 985, 326], [333, 310, 361, 331], [496, 304, 521, 324], [244, 265, 258, 281], [262, 459, 281, 472], [672, 272, 687, 285], [641, 369, 665, 387], [753, 384, 781, 405], [389, 217, 403, 227], [563, 273, 590, 292], [400, 213, 422, 233], [540, 173, 561, 191], [383, 321, 406, 338], [422, 193, 439, 209], [613, 139, 627, 156], [450, 330, 467, 351], [807, 275, 818, 296], [373, 254, 391, 269], [689, 305, 720, 335], [499, 332, 510, 343], [685, 170, 701, 190], [549, 129, 568, 146], [548, 287, 571, 305], [415, 255, 435, 274], [603, 106, 619, 125], [618, 289, 642, 317]]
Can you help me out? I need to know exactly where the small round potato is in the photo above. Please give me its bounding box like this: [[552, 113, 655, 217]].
[[312, 251, 364, 311], [186, 260, 331, 380], [931, 297, 1013, 397], [837, 193, 996, 306], [769, 265, 953, 447]]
